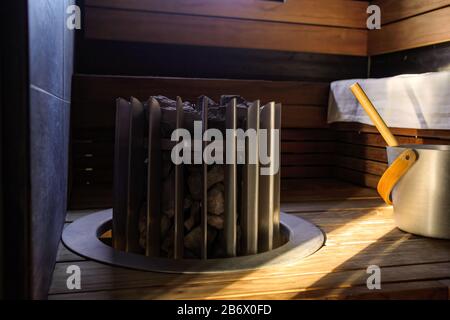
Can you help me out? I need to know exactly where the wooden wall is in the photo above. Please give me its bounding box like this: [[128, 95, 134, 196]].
[[369, 0, 450, 55], [76, 0, 369, 82], [82, 0, 450, 58], [83, 0, 368, 56], [368, 0, 450, 77], [76, 41, 368, 83], [70, 0, 450, 207], [70, 0, 374, 208]]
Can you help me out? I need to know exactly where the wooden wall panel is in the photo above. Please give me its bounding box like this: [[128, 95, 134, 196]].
[[78, 1, 368, 80], [333, 123, 450, 189], [86, 0, 368, 29], [85, 7, 367, 56], [368, 6, 450, 55], [370, 42, 450, 77], [73, 102, 327, 130], [281, 166, 333, 179], [333, 122, 450, 140], [337, 142, 387, 162], [281, 129, 334, 141], [73, 75, 330, 106], [281, 154, 332, 166], [336, 155, 387, 176], [335, 167, 379, 189], [281, 106, 327, 128], [372, 0, 450, 25], [336, 131, 449, 147], [281, 141, 336, 154], [76, 40, 368, 82]]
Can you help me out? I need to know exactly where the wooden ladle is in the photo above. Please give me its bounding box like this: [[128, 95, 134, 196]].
[[350, 83, 399, 147], [349, 83, 417, 205]]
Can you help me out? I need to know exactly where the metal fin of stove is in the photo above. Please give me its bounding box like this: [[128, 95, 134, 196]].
[[242, 100, 260, 255], [174, 97, 185, 259], [146, 97, 161, 257], [112, 97, 146, 253], [200, 97, 208, 259]]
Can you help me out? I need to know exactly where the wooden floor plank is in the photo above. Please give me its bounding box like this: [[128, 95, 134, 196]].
[[52, 185, 450, 300], [49, 236, 450, 296], [49, 262, 450, 299], [66, 209, 101, 222], [281, 179, 379, 202], [282, 198, 387, 213], [56, 243, 86, 263], [211, 280, 450, 300]]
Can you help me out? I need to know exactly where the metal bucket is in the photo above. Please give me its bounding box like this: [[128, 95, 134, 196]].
[[387, 144, 450, 239]]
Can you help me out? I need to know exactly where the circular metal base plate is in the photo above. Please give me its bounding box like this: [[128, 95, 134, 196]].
[[63, 209, 324, 273]]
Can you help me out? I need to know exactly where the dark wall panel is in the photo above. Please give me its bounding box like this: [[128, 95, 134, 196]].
[[29, 0, 64, 97], [77, 40, 368, 82], [26, 0, 75, 299], [64, 0, 76, 101], [1, 0, 31, 300], [370, 41, 450, 78], [29, 88, 70, 299]]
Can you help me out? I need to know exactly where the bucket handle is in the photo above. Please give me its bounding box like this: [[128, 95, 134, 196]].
[[377, 149, 417, 205]]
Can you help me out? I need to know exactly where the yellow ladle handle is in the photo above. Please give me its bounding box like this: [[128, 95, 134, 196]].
[[350, 83, 399, 147]]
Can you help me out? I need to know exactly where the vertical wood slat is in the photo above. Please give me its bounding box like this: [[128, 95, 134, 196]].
[[225, 98, 237, 257], [174, 97, 184, 259], [241, 100, 260, 255], [112, 98, 131, 250], [126, 98, 145, 252], [145, 98, 162, 257], [258, 102, 276, 253], [201, 97, 208, 259]]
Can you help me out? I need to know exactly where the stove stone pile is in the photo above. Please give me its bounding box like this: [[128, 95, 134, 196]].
[[113, 95, 281, 260]]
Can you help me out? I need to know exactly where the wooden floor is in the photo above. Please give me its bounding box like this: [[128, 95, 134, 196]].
[[49, 179, 450, 299]]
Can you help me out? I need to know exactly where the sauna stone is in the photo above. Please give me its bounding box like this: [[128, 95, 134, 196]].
[[207, 183, 225, 215], [207, 214, 224, 229], [184, 225, 218, 257], [207, 165, 224, 189]]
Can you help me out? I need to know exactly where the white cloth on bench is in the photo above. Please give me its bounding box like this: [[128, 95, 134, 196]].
[[328, 71, 450, 130]]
